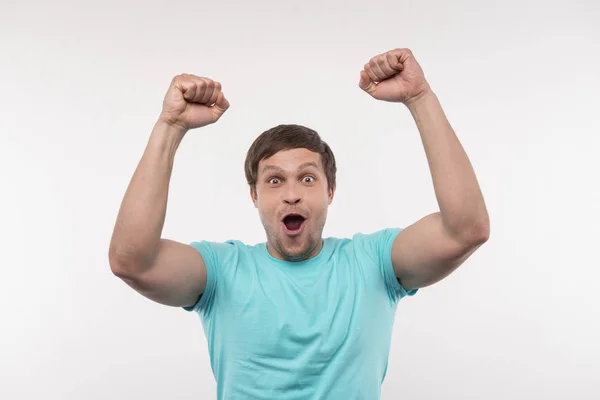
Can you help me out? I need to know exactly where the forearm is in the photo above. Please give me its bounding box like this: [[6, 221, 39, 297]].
[[407, 91, 489, 240], [109, 120, 186, 272]]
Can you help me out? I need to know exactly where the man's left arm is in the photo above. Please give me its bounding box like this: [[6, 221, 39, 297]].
[[359, 48, 490, 291]]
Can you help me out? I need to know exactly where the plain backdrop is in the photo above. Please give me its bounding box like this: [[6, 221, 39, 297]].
[[1, 0, 599, 399]]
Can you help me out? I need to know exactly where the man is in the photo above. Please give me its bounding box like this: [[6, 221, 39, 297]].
[[109, 48, 490, 399]]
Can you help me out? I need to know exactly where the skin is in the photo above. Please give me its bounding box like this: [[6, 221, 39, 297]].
[[108, 74, 230, 308], [359, 48, 490, 291], [250, 148, 334, 262], [109, 47, 489, 310]]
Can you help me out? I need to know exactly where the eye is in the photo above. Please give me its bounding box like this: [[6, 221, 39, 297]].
[[302, 175, 315, 183], [268, 177, 281, 184]]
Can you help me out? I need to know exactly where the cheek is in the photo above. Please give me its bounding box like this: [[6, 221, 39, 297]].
[[257, 201, 278, 224], [316, 206, 329, 222], [309, 196, 330, 220]]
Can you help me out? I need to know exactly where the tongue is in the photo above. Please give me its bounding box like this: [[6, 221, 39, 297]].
[[284, 217, 304, 231]]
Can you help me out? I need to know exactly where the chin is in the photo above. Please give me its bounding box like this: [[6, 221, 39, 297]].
[[282, 247, 311, 261], [282, 238, 320, 262], [270, 235, 309, 261]]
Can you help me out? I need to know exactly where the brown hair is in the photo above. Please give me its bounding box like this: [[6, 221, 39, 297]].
[[244, 124, 337, 190]]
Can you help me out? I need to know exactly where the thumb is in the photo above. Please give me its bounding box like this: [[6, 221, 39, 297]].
[[358, 70, 377, 96], [211, 92, 230, 120]]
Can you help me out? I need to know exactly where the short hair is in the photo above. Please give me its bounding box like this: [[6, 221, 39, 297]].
[[244, 124, 337, 190]]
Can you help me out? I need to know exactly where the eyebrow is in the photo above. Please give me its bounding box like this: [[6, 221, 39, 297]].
[[261, 161, 320, 174]]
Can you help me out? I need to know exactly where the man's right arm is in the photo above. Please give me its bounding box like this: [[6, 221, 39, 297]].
[[108, 74, 230, 308]]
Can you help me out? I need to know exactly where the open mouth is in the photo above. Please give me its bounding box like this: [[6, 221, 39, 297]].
[[282, 213, 306, 234]]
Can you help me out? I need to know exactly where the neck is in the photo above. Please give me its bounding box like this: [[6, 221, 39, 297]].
[[267, 238, 324, 262]]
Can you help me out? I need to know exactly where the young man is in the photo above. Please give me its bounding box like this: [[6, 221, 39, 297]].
[[109, 48, 490, 399]]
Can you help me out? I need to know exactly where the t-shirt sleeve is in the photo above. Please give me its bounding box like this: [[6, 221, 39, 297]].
[[360, 227, 418, 304], [182, 240, 237, 315]]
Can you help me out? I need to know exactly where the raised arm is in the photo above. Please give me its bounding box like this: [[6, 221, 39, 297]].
[[359, 48, 490, 291], [108, 74, 230, 308]]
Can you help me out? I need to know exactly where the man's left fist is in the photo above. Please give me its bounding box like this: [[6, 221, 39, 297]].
[[359, 48, 431, 104]]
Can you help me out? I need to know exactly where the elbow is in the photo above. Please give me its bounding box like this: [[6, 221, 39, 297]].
[[110, 262, 132, 280], [472, 228, 490, 247], [454, 216, 490, 247], [480, 224, 491, 243], [109, 253, 134, 280], [469, 217, 490, 245], [108, 246, 148, 280]]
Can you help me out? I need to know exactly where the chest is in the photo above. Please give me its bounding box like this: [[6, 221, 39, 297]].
[[211, 257, 392, 366]]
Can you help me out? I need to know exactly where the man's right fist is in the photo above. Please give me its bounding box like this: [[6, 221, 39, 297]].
[[159, 74, 230, 131]]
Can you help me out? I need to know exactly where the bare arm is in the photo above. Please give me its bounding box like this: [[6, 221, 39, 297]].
[[391, 90, 489, 290], [108, 74, 230, 308], [359, 48, 490, 291], [108, 121, 206, 307]]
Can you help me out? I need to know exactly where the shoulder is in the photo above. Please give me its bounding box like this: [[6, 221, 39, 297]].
[[189, 239, 257, 266], [189, 238, 246, 251], [351, 227, 403, 243], [327, 228, 403, 256]]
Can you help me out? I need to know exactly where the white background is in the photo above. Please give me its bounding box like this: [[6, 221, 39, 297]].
[[1, 0, 599, 399]]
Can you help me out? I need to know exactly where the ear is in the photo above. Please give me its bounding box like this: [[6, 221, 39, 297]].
[[327, 186, 335, 205], [250, 185, 258, 208]]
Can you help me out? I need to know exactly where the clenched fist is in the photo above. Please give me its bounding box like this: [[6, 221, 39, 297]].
[[159, 74, 230, 131], [359, 48, 431, 105]]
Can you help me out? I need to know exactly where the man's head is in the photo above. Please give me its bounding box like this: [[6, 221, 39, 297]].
[[245, 124, 337, 262]]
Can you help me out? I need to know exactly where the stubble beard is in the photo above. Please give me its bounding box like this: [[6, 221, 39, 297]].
[[266, 220, 325, 262]]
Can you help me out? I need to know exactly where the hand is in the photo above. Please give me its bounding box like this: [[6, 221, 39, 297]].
[[159, 74, 230, 131], [359, 48, 431, 105]]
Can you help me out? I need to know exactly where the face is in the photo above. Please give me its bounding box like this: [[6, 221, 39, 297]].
[[250, 148, 334, 262]]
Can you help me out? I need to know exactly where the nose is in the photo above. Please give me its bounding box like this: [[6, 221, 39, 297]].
[[284, 196, 301, 205], [282, 183, 302, 205]]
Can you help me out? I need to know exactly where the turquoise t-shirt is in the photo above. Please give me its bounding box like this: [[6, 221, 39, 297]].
[[184, 228, 417, 399]]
